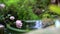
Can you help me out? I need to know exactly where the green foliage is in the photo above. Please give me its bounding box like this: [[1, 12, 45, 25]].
[[5, 0, 19, 5], [40, 0, 50, 8], [35, 0, 50, 9], [42, 14, 51, 18], [49, 5, 60, 15], [0, 0, 51, 20], [16, 0, 39, 20], [0, 0, 39, 20]]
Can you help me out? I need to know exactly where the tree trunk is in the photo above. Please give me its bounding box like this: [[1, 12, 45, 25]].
[[58, 0, 60, 6]]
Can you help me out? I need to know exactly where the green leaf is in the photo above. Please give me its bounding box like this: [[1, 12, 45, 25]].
[[49, 5, 60, 15]]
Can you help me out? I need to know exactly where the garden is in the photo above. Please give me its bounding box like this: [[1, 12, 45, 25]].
[[0, 0, 60, 34]]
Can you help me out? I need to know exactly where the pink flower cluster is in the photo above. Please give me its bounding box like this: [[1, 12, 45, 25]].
[[16, 20, 23, 28], [10, 16, 15, 20], [0, 4, 5, 8], [10, 16, 23, 28]]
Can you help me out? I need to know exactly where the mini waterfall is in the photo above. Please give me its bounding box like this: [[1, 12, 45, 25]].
[[32, 20, 42, 29]]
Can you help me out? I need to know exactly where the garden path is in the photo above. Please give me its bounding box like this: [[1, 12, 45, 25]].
[[26, 25, 60, 34]]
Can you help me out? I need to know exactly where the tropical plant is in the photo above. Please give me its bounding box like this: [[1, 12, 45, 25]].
[[49, 5, 60, 15]]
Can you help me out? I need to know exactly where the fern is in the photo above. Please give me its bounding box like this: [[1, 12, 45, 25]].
[[49, 5, 60, 15]]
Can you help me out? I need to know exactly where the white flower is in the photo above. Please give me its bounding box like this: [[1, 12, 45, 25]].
[[16, 20, 23, 28], [42, 9, 45, 12], [0, 24, 4, 28], [0, 4, 5, 8], [10, 16, 15, 20]]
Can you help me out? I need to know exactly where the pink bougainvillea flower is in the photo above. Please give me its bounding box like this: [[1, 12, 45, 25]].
[[10, 16, 15, 20], [0, 4, 5, 8], [16, 20, 23, 28]]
